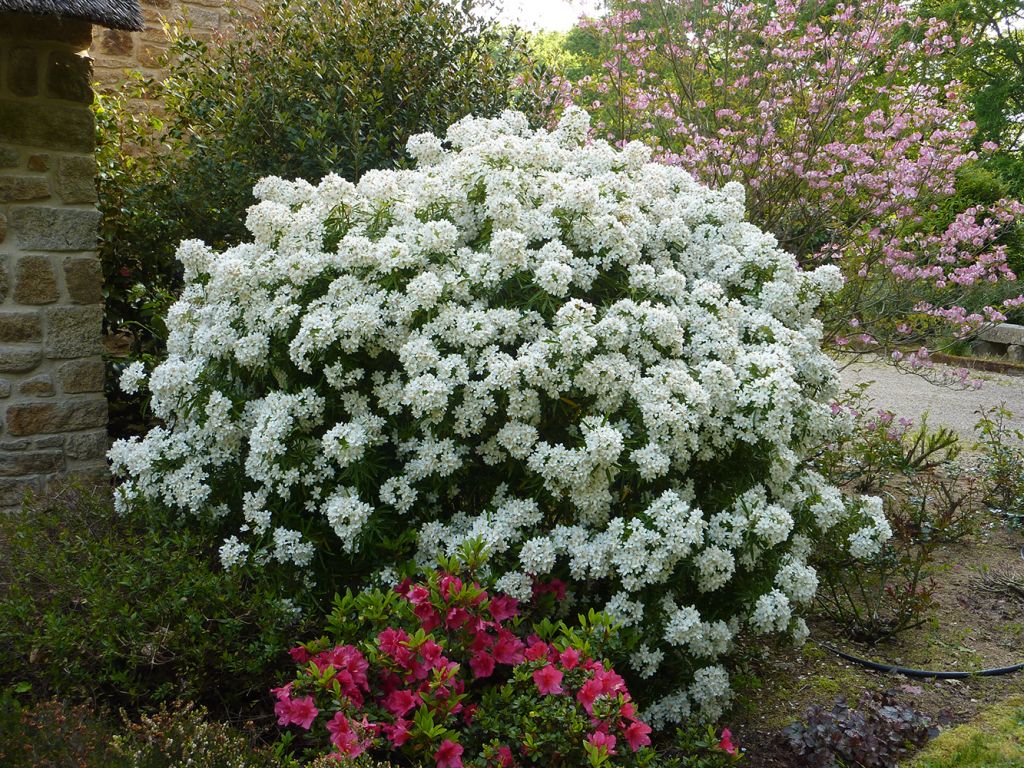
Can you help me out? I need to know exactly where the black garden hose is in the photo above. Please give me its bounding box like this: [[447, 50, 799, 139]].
[[817, 642, 1024, 679]]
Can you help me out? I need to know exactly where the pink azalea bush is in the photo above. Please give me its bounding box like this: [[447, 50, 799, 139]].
[[273, 547, 655, 767], [567, 0, 1024, 359]]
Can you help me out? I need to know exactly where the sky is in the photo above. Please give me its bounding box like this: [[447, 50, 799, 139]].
[[494, 0, 604, 31]]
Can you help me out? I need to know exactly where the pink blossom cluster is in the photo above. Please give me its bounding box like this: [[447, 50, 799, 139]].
[[273, 570, 654, 767], [566, 0, 1024, 351]]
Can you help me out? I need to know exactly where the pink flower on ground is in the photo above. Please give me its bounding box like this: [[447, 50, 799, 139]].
[[624, 720, 653, 751], [435, 738, 464, 768], [719, 728, 738, 756], [587, 731, 617, 755], [533, 663, 564, 695]]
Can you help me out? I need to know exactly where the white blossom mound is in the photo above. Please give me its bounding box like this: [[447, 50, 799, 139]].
[[110, 108, 889, 726]]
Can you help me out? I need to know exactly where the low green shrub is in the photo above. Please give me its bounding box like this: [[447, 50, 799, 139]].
[[0, 690, 121, 768], [0, 483, 313, 714], [111, 701, 286, 768], [974, 405, 1024, 528], [811, 388, 980, 641]]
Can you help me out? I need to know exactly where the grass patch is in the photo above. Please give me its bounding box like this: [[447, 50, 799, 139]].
[[904, 695, 1024, 767]]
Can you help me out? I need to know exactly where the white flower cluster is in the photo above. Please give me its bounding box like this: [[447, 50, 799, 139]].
[[109, 108, 884, 725]]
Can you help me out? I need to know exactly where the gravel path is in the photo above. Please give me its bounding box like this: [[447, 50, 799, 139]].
[[838, 357, 1024, 439]]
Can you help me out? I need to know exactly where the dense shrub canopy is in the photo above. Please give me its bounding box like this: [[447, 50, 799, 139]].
[[97, 0, 546, 412], [111, 109, 888, 726]]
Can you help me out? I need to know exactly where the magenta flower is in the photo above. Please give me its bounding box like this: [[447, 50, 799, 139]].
[[532, 663, 564, 695], [434, 738, 464, 768]]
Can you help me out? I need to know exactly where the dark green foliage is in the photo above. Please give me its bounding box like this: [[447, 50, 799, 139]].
[[0, 692, 122, 768], [0, 484, 314, 715], [96, 0, 545, 435], [783, 691, 937, 767]]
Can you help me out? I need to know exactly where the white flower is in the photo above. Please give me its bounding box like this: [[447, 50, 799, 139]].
[[119, 361, 147, 395]]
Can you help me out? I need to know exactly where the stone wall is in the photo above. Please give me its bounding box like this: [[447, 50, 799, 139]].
[[91, 0, 259, 89], [0, 14, 108, 506]]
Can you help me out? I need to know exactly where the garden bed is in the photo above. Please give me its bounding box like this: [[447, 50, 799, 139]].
[[733, 516, 1024, 766]]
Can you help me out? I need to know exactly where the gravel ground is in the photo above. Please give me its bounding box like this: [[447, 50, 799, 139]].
[[838, 357, 1024, 439]]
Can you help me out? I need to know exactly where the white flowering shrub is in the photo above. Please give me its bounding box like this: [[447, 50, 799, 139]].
[[110, 108, 888, 727]]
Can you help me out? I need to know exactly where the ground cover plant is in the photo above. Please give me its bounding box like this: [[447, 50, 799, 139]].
[[0, 483, 311, 714], [109, 108, 890, 728]]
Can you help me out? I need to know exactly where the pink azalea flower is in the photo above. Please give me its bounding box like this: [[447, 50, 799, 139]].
[[587, 731, 617, 755], [495, 745, 514, 767], [624, 720, 653, 751], [326, 712, 366, 757], [435, 738, 464, 768], [283, 695, 318, 730], [383, 717, 411, 747], [488, 594, 519, 621], [288, 645, 310, 663], [559, 647, 580, 670], [719, 728, 738, 756], [533, 663, 564, 695], [524, 640, 549, 661], [492, 631, 525, 665], [577, 677, 603, 713], [470, 651, 496, 678], [383, 688, 418, 717]]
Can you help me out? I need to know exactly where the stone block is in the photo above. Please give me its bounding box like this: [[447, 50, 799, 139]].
[[0, 311, 43, 343], [14, 255, 58, 304], [0, 99, 94, 153], [971, 339, 1003, 358], [0, 380, 10, 398], [0, 213, 6, 244], [26, 153, 49, 172], [978, 323, 1024, 346], [63, 256, 103, 303], [99, 29, 135, 56], [45, 305, 103, 358], [0, 476, 39, 507], [65, 429, 108, 460], [0, 439, 28, 451], [18, 374, 54, 397], [137, 44, 167, 68], [46, 50, 92, 103], [0, 347, 42, 373], [1007, 344, 1024, 363], [8, 46, 38, 97], [0, 147, 18, 168], [0, 175, 50, 202], [58, 358, 105, 393], [10, 207, 100, 252], [56, 155, 97, 203], [6, 398, 107, 436], [0, 449, 64, 476]]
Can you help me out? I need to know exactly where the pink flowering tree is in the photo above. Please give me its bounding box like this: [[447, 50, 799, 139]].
[[566, 0, 1024, 367]]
